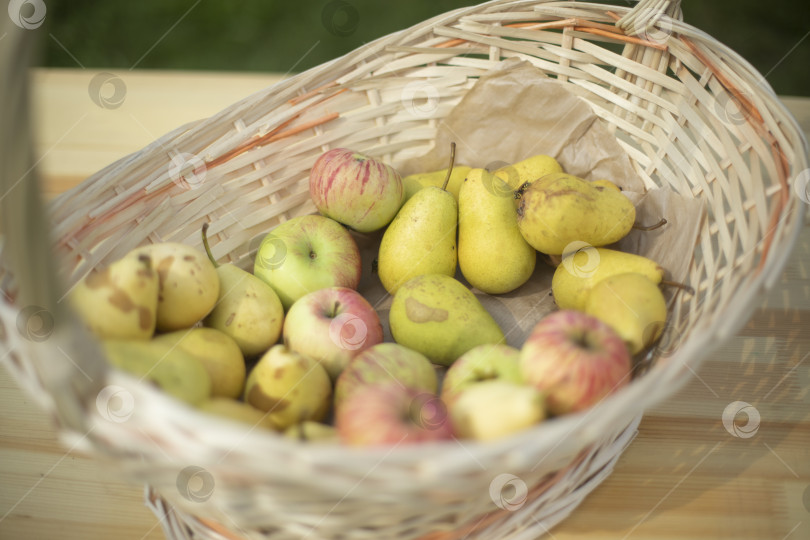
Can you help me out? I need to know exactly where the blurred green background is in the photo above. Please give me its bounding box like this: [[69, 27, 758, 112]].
[[37, 0, 809, 96]]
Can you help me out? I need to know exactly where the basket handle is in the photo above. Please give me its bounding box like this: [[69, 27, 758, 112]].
[[617, 0, 682, 36], [0, 19, 108, 432]]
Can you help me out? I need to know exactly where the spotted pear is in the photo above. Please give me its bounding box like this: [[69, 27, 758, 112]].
[[243, 344, 332, 430], [129, 242, 219, 331], [200, 223, 284, 357], [516, 172, 636, 255], [389, 273, 505, 367], [70, 252, 158, 340]]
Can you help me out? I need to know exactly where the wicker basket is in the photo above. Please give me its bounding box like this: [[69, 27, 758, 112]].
[[1, 1, 808, 539]]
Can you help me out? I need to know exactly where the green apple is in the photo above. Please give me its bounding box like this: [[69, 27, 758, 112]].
[[253, 215, 361, 311], [440, 344, 523, 403]]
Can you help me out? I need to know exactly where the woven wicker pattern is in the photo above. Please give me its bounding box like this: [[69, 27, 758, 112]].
[[1, 0, 807, 539]]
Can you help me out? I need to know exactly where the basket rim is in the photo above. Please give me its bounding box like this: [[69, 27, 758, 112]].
[[43, 0, 807, 464]]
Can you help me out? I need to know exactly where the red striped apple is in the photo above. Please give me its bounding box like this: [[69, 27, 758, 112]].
[[309, 148, 404, 233], [520, 310, 631, 416], [334, 343, 437, 408], [283, 287, 383, 380], [336, 382, 453, 446]]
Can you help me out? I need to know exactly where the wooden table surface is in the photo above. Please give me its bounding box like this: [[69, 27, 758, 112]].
[[1, 68, 808, 540]]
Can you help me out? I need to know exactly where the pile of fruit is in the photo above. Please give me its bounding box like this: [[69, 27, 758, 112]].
[[71, 143, 682, 445]]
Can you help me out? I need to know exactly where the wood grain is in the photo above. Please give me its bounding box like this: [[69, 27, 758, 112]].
[[1, 68, 808, 540]]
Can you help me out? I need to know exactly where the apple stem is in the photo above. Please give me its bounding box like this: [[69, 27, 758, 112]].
[[441, 142, 456, 191], [633, 217, 668, 231], [200, 223, 220, 268]]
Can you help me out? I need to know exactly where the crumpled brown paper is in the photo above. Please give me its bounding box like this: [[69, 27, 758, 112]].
[[368, 60, 705, 348], [398, 59, 645, 192]]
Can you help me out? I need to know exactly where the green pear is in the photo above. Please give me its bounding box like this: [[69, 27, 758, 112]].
[[516, 172, 636, 255], [129, 242, 219, 331], [70, 252, 158, 340], [552, 247, 664, 311], [153, 327, 246, 399], [102, 339, 212, 405], [200, 223, 284, 357], [402, 165, 471, 203], [243, 344, 332, 430], [493, 154, 563, 191], [458, 168, 536, 294], [389, 273, 505, 367], [584, 272, 668, 355], [198, 397, 276, 430], [378, 144, 459, 294]]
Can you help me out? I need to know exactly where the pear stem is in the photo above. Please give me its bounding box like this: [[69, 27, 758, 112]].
[[440, 142, 456, 191], [661, 279, 695, 296], [200, 223, 220, 268], [633, 218, 668, 231]]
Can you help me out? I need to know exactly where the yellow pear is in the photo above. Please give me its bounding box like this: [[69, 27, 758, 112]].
[[590, 179, 622, 191], [102, 339, 212, 405], [402, 165, 471, 203], [283, 421, 339, 442], [129, 242, 219, 331], [378, 144, 459, 294], [198, 397, 276, 430], [458, 168, 536, 294], [494, 154, 563, 191], [70, 252, 158, 340], [551, 247, 664, 311], [153, 327, 246, 399], [389, 273, 505, 366], [583, 272, 668, 355], [516, 172, 636, 255], [200, 223, 284, 357], [448, 380, 546, 441], [243, 344, 332, 430]]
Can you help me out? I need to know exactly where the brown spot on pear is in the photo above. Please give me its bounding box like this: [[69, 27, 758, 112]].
[[404, 297, 449, 323], [129, 243, 219, 331], [200, 223, 285, 358], [516, 172, 636, 255], [69, 253, 159, 340], [242, 345, 332, 430]]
